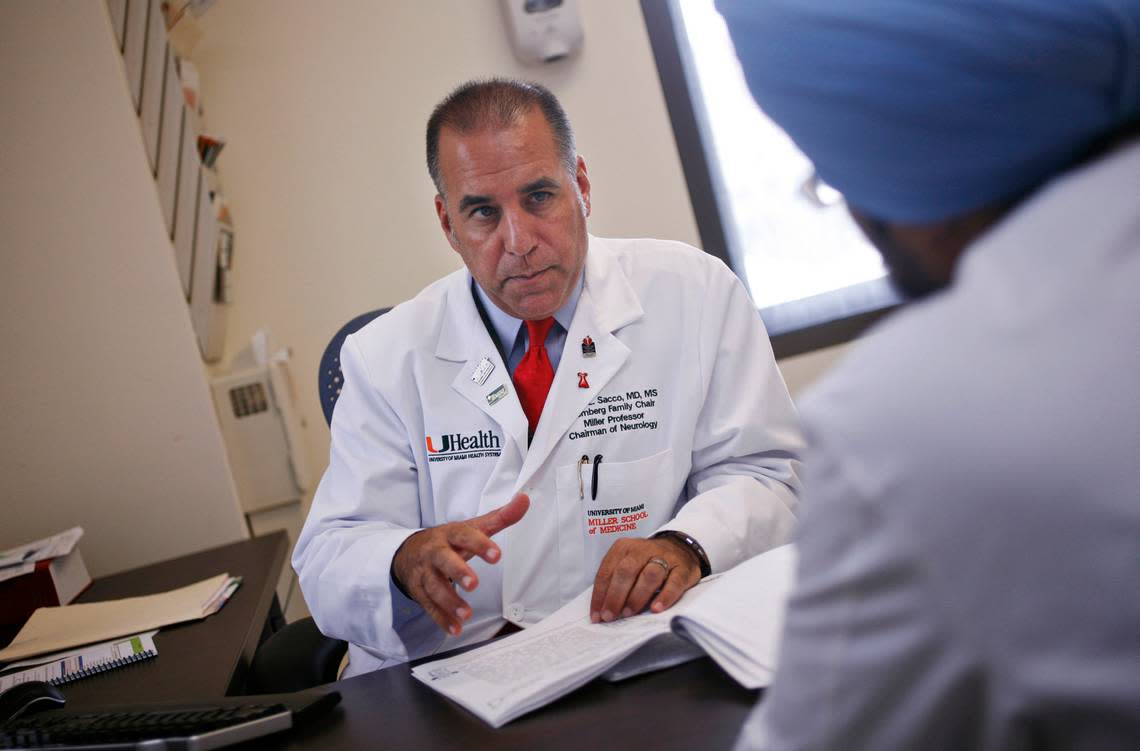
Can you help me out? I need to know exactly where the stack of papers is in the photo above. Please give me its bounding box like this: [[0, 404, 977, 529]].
[[0, 527, 84, 584], [201, 575, 243, 617], [412, 545, 796, 728], [0, 574, 241, 664], [0, 527, 92, 628]]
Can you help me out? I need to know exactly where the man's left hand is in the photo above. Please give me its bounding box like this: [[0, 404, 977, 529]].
[[589, 536, 702, 623]]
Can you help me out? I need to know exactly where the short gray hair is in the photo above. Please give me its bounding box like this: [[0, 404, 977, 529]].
[[426, 78, 577, 196]]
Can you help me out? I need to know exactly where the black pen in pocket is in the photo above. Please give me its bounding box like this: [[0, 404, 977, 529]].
[[591, 455, 603, 501]]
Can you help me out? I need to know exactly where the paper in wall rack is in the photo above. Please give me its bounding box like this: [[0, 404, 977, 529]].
[[197, 134, 225, 168]]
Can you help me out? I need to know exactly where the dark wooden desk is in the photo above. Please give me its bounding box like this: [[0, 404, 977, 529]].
[[247, 654, 760, 750], [32, 532, 287, 707], [9, 534, 759, 748]]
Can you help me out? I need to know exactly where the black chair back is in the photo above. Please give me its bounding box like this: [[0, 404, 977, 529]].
[[318, 308, 390, 425]]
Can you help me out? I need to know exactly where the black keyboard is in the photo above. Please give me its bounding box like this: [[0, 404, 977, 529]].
[[0, 691, 340, 750]]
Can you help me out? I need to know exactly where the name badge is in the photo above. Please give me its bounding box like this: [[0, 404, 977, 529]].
[[486, 384, 508, 406], [470, 357, 495, 386]]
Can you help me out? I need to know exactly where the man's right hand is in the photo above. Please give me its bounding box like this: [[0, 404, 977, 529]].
[[392, 493, 530, 636]]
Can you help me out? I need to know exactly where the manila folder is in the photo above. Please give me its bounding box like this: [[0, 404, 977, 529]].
[[0, 573, 230, 663]]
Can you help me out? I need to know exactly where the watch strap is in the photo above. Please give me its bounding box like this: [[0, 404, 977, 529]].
[[653, 530, 712, 578]]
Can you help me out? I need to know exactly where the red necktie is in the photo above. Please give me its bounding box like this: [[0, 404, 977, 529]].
[[514, 317, 555, 434]]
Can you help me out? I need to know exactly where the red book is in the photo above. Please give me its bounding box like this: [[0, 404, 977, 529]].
[[0, 547, 91, 628]]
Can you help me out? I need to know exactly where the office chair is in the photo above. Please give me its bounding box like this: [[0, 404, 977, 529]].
[[246, 307, 390, 694], [318, 308, 391, 425]]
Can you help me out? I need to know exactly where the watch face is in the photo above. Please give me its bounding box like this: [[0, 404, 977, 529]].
[[525, 0, 563, 12]]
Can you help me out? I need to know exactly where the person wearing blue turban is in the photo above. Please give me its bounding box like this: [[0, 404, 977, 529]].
[[716, 0, 1140, 748]]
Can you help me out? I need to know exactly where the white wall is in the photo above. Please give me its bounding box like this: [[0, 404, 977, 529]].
[[778, 343, 850, 399], [0, 1, 247, 577]]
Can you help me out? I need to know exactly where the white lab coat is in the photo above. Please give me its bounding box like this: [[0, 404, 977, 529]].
[[294, 235, 804, 676]]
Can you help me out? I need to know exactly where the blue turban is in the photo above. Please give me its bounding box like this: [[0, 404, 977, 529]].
[[716, 0, 1140, 223]]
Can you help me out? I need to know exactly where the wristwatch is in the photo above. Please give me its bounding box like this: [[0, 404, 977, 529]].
[[653, 530, 712, 578]]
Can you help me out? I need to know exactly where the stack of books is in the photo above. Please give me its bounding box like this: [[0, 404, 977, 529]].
[[0, 527, 91, 629]]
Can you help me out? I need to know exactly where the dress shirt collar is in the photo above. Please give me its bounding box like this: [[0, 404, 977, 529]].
[[470, 270, 584, 353]]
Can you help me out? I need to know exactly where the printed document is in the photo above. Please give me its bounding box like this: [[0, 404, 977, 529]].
[[412, 544, 796, 727]]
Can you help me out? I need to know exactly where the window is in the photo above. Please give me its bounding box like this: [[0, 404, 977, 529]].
[[642, 0, 902, 357]]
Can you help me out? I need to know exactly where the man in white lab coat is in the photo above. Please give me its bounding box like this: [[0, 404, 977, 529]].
[[293, 79, 803, 676], [717, 0, 1140, 748]]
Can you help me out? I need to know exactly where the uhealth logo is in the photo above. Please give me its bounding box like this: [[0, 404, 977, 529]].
[[425, 430, 502, 462]]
